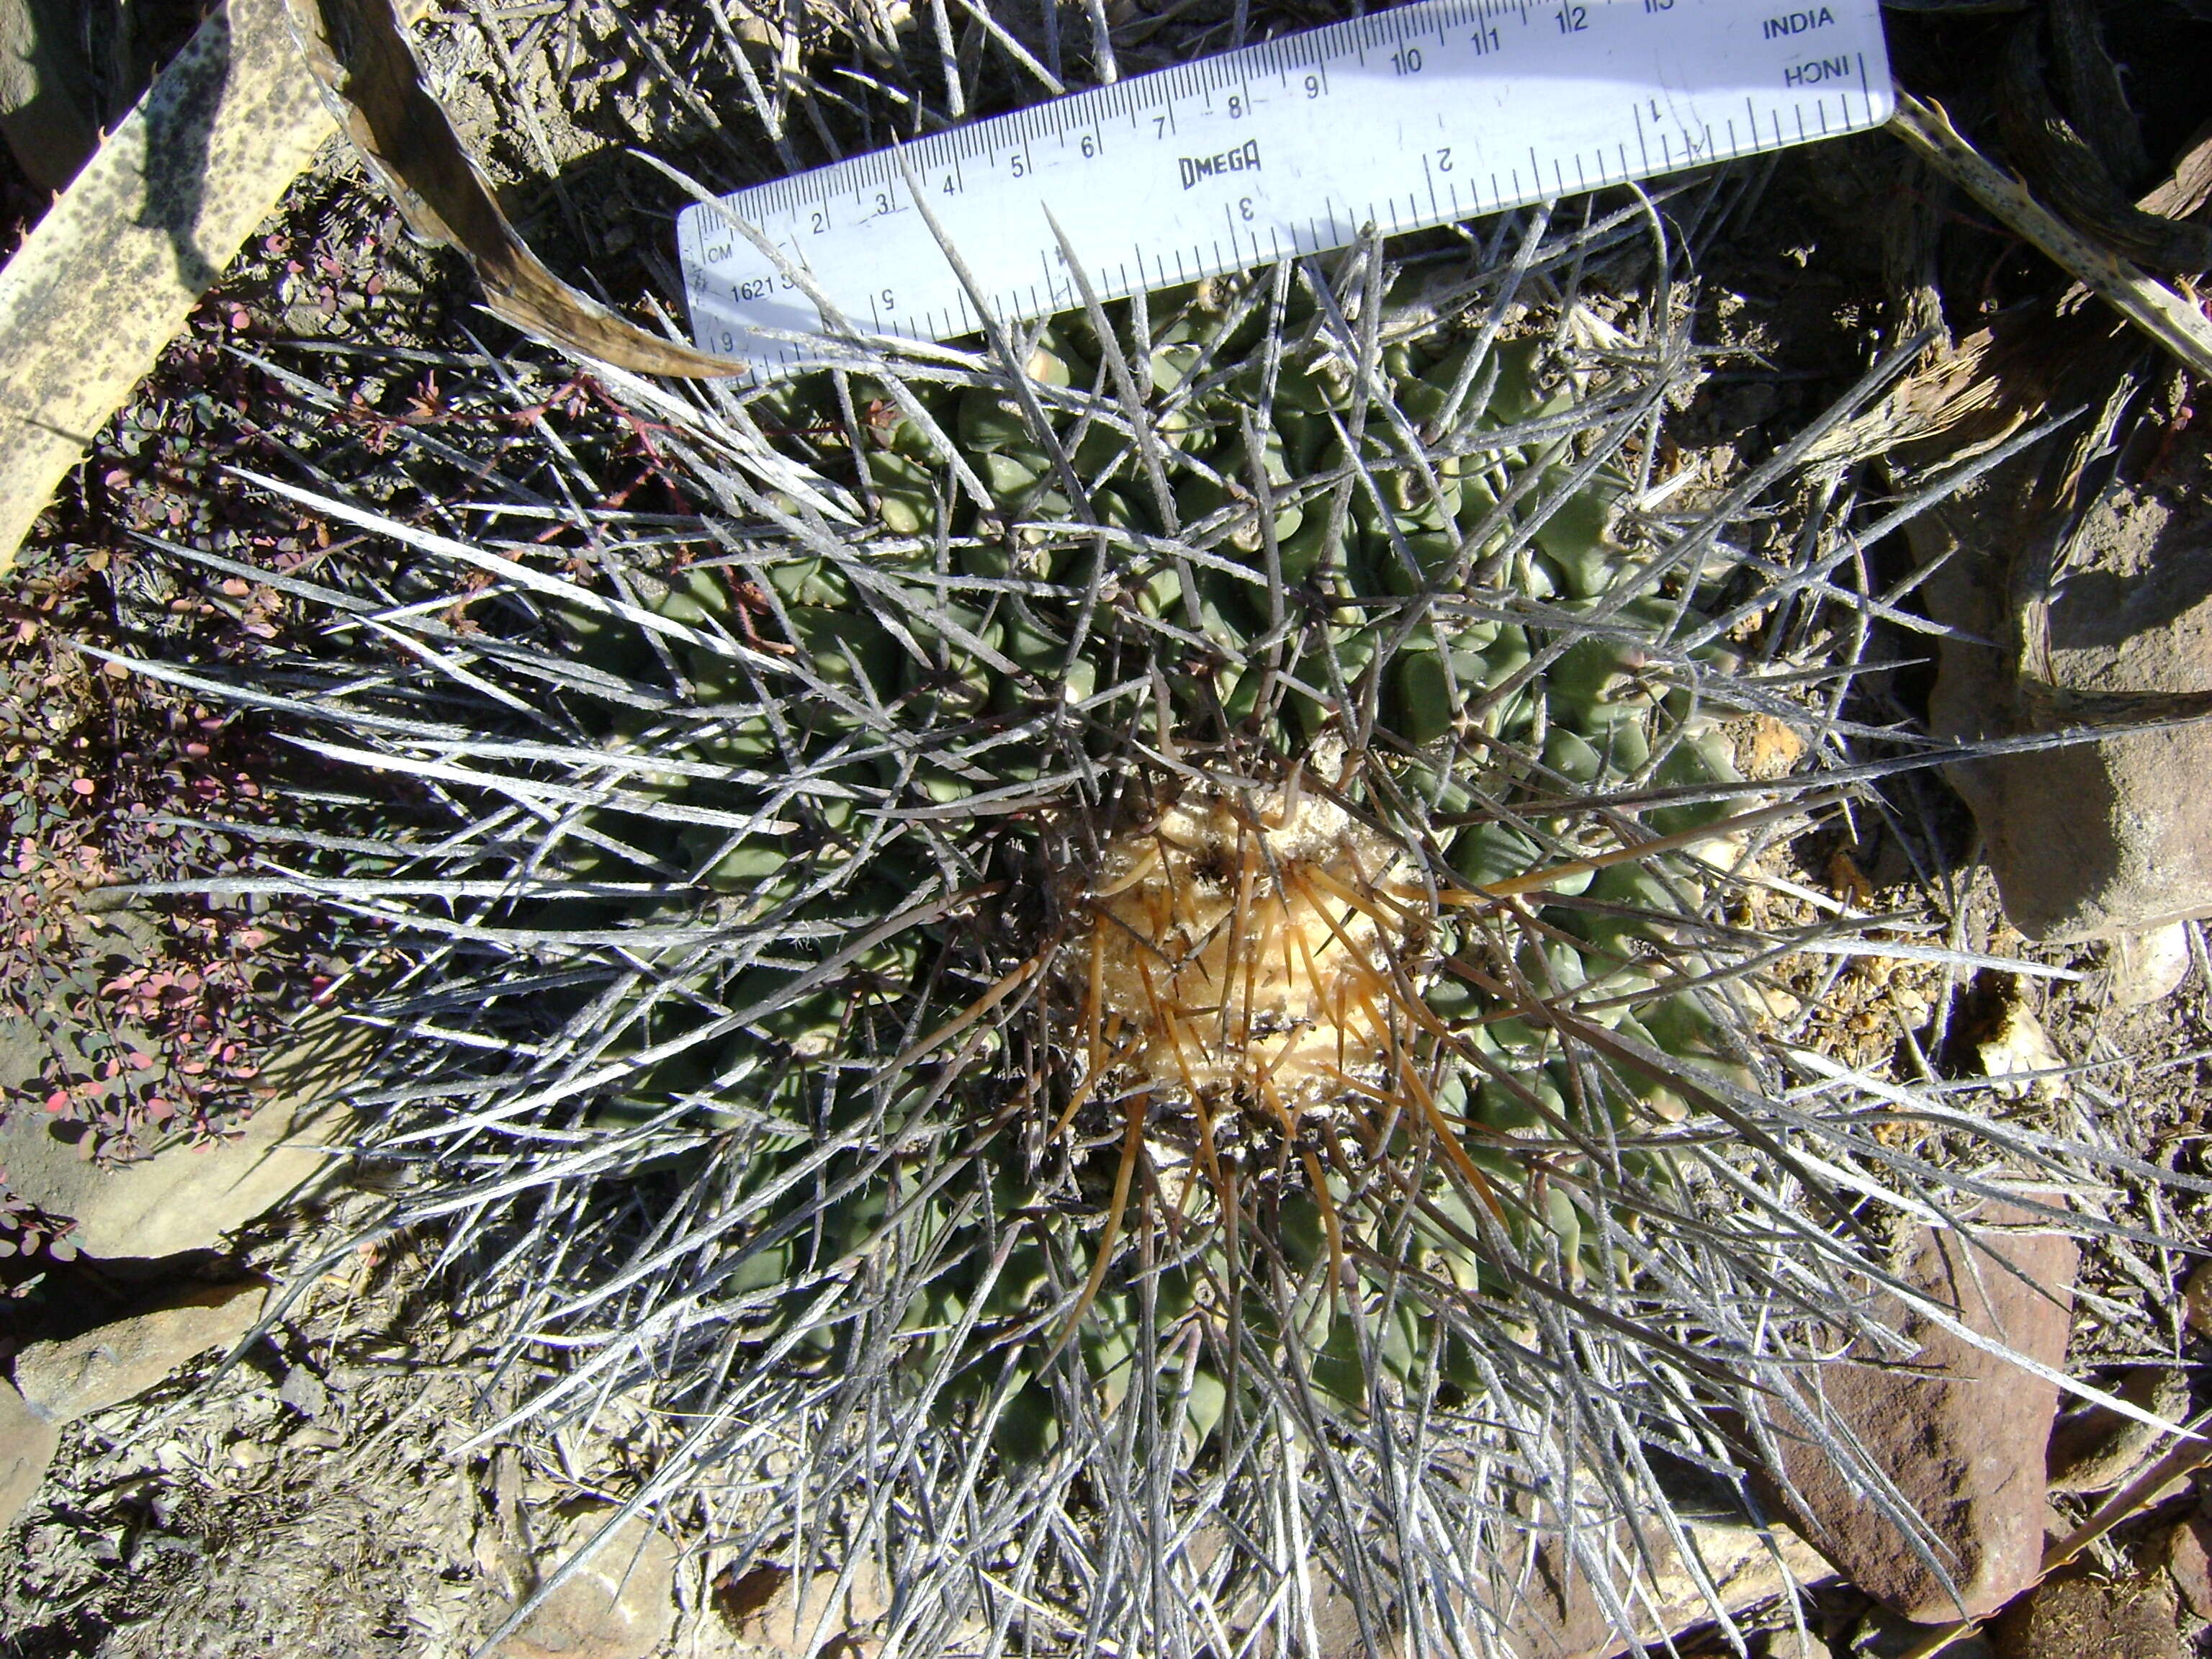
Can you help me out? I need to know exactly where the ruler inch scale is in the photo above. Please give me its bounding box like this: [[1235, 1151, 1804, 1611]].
[[678, 0, 1892, 381]]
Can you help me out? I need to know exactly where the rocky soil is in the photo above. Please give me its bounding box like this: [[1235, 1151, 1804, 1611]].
[[5, 3, 2212, 1658]]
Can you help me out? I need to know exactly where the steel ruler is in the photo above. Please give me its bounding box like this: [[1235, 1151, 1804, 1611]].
[[678, 0, 1891, 379]]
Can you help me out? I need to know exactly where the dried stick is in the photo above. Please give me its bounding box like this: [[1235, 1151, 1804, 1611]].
[[1887, 89, 2212, 380]]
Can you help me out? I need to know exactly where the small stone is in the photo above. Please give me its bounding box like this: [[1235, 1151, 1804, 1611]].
[[1736, 712, 1809, 781], [278, 1363, 328, 1421], [1758, 984, 1805, 1021], [1985, 1568, 2188, 1659], [2184, 1262, 2212, 1339], [1759, 1200, 2077, 1622], [2162, 1514, 2212, 1622], [225, 1438, 267, 1470], [715, 1562, 892, 1653], [1975, 997, 2068, 1101], [0, 1380, 57, 1532], [2047, 1365, 2189, 1494], [286, 1424, 342, 1452], [495, 1515, 679, 1659], [12, 1278, 267, 1423], [2108, 922, 2195, 1007]]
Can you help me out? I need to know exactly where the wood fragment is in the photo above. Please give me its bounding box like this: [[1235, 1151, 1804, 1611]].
[[0, 0, 383, 572], [1813, 110, 2212, 469], [1888, 90, 2212, 381]]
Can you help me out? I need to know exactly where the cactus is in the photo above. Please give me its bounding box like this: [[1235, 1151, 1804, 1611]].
[[567, 274, 1767, 1447], [122, 121, 2175, 1659]]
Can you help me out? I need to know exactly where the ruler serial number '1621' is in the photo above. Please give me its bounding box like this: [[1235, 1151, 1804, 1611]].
[[677, 0, 1891, 379]]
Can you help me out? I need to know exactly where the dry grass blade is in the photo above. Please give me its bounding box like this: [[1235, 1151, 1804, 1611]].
[[282, 0, 752, 377]]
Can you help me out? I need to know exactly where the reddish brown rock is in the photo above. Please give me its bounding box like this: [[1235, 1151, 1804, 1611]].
[[1758, 1202, 2077, 1622]]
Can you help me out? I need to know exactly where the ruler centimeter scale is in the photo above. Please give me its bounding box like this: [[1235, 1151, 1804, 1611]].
[[678, 0, 1892, 379]]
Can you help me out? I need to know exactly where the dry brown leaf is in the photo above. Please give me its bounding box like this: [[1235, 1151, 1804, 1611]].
[[280, 0, 752, 379], [2139, 122, 2212, 222]]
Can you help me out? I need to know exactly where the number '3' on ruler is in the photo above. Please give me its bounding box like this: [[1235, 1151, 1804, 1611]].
[[678, 0, 1891, 380]]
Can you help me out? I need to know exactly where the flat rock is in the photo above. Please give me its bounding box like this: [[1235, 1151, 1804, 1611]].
[[1758, 1200, 2077, 1622], [13, 1277, 268, 1423], [714, 1560, 889, 1655], [1497, 1518, 1835, 1659], [2108, 922, 2195, 1007], [0, 1013, 369, 1259], [0, 1378, 56, 1532], [495, 1515, 678, 1659], [1919, 431, 2212, 943], [1985, 1568, 2189, 1659]]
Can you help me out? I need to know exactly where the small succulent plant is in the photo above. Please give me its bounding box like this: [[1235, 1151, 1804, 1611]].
[[138, 208, 1873, 1649]]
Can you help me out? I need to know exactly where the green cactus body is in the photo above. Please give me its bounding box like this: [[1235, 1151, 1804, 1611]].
[[201, 209, 1984, 1659], [541, 276, 1765, 1447]]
